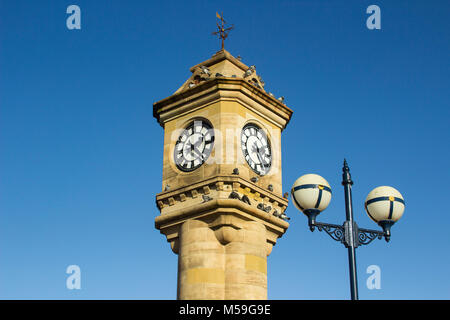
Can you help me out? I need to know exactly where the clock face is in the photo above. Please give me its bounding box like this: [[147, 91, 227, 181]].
[[174, 120, 214, 172], [241, 123, 272, 176]]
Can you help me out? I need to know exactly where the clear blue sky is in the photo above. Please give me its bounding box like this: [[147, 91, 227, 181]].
[[0, 0, 449, 299]]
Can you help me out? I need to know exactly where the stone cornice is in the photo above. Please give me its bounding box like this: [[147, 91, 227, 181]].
[[153, 78, 293, 130], [154, 175, 290, 252], [154, 198, 289, 252], [156, 175, 288, 207], [155, 198, 289, 232]]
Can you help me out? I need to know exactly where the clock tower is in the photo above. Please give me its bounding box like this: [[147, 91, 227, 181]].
[[153, 48, 293, 299]]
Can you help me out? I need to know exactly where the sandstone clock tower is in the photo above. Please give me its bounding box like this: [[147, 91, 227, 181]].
[[153, 47, 293, 299]]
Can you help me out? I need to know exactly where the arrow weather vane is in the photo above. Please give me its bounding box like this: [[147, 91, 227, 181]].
[[212, 12, 234, 50]]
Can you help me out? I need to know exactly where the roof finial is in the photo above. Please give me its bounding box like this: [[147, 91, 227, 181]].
[[342, 158, 353, 186], [212, 12, 234, 50]]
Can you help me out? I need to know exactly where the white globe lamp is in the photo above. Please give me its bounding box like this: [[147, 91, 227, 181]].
[[365, 186, 405, 241], [291, 174, 332, 230]]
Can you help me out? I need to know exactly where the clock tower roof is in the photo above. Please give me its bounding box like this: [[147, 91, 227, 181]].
[[174, 49, 267, 94], [153, 49, 292, 129], [189, 49, 247, 74]]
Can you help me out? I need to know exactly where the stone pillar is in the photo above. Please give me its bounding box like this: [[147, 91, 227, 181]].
[[177, 218, 269, 300], [177, 219, 225, 300], [224, 221, 268, 299]]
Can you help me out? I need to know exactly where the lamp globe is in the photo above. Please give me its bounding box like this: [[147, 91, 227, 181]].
[[291, 174, 332, 230], [365, 186, 405, 241]]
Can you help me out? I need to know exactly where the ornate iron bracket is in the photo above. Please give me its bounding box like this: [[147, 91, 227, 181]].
[[314, 222, 345, 243], [311, 221, 387, 248], [357, 227, 384, 246]]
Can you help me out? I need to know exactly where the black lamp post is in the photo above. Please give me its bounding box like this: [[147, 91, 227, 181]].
[[291, 160, 405, 300]]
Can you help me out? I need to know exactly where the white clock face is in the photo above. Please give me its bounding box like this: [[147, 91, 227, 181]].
[[241, 123, 272, 176], [174, 120, 214, 172]]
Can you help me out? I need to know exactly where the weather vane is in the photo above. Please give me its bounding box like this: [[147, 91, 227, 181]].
[[212, 12, 234, 50]]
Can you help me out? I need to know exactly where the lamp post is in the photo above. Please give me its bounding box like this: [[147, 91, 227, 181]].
[[290, 160, 405, 300]]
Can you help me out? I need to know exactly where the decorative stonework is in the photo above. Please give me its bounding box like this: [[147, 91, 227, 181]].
[[156, 176, 288, 217], [155, 176, 289, 269]]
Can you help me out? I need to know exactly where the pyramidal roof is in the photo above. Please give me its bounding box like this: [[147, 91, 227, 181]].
[[154, 48, 292, 129], [174, 49, 267, 95]]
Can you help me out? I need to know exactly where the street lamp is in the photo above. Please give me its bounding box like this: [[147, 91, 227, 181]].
[[290, 159, 405, 300]]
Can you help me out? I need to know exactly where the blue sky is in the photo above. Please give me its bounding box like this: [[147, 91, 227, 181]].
[[0, 0, 449, 299]]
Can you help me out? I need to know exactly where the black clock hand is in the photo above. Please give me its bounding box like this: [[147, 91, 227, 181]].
[[190, 140, 195, 158], [250, 143, 263, 165], [257, 145, 269, 167], [192, 136, 204, 159], [193, 136, 203, 148], [255, 151, 263, 165], [257, 148, 268, 166], [192, 147, 204, 160]]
